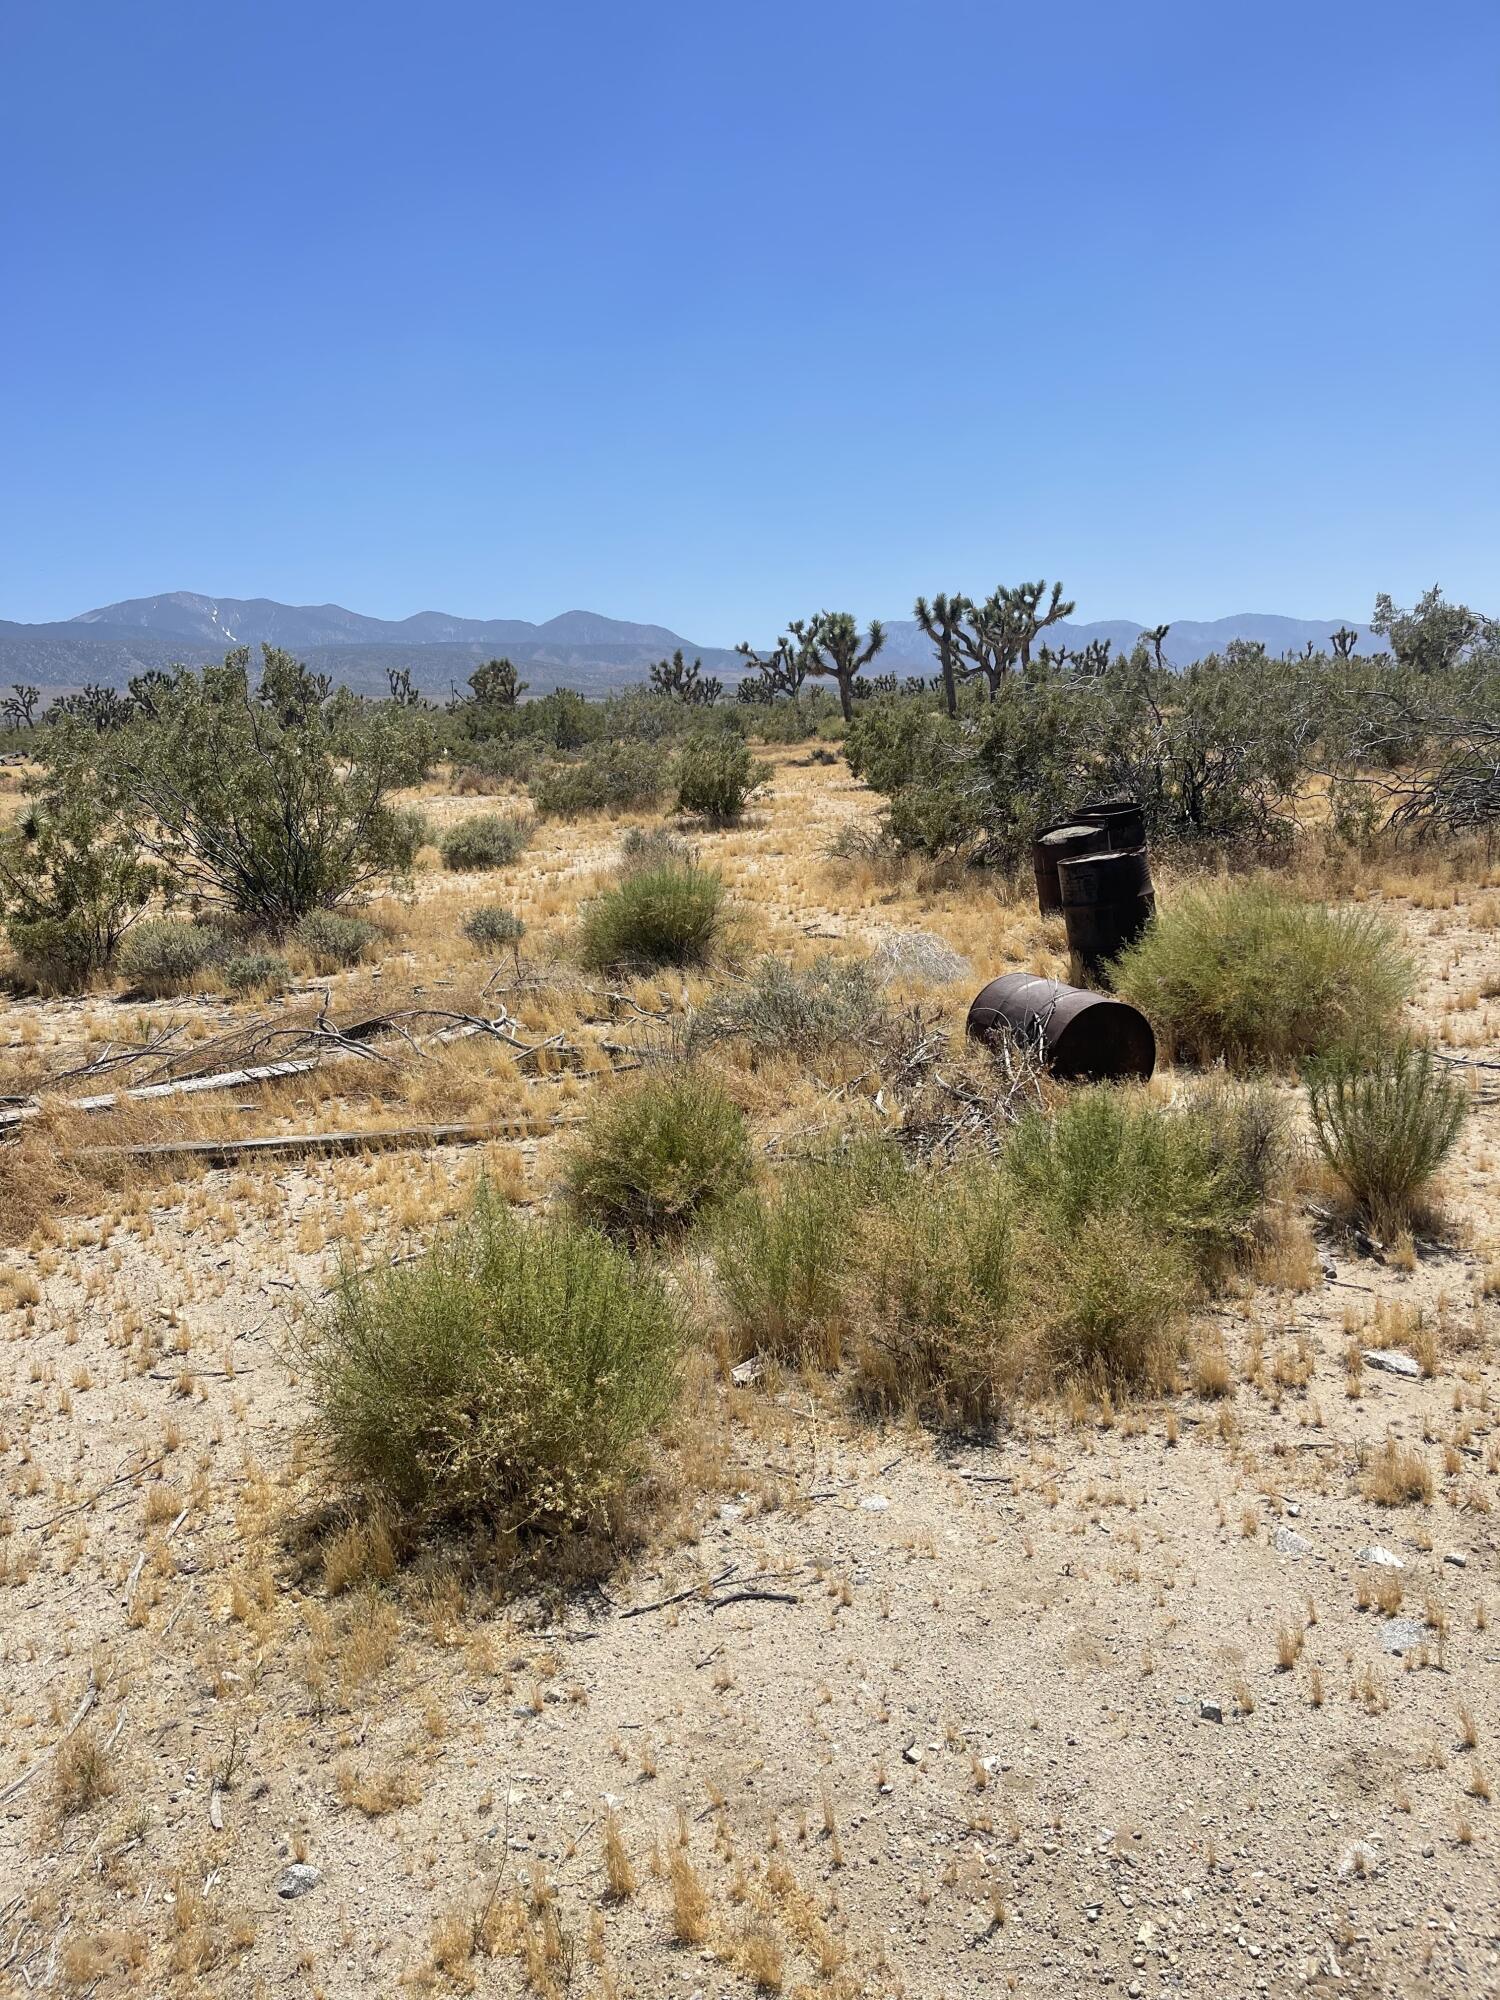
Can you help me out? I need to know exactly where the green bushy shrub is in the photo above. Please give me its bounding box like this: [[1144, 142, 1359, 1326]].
[[462, 905, 526, 950], [452, 737, 540, 790], [566, 1070, 753, 1241], [1308, 1043, 1467, 1236], [1112, 880, 1412, 1068], [531, 741, 669, 818], [619, 825, 692, 873], [577, 863, 726, 972], [308, 1188, 681, 1535], [117, 918, 222, 994], [438, 812, 531, 872], [296, 908, 378, 971], [673, 735, 769, 824], [222, 949, 292, 995]]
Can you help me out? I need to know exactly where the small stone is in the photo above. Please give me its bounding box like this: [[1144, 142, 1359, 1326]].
[[1274, 1526, 1313, 1559], [1337, 1840, 1381, 1881], [903, 1742, 923, 1765], [860, 1495, 890, 1512], [1443, 1551, 1468, 1569], [1199, 1698, 1225, 1724], [1363, 1348, 1421, 1379], [1380, 1617, 1427, 1655], [276, 1863, 321, 1900], [1358, 1546, 1403, 1569]]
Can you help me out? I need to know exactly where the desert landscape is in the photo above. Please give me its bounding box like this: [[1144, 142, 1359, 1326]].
[[2, 721, 1497, 2000]]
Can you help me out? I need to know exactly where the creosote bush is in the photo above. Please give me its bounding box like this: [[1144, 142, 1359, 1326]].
[[1308, 1042, 1467, 1237], [566, 1069, 753, 1242], [296, 908, 378, 971], [116, 917, 221, 994], [673, 734, 769, 824], [462, 905, 526, 950], [308, 1187, 681, 1535], [438, 812, 532, 872], [577, 863, 727, 973], [1112, 879, 1411, 1068]]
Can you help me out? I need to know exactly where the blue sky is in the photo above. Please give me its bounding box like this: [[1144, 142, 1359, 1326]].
[[2, 0, 1496, 639]]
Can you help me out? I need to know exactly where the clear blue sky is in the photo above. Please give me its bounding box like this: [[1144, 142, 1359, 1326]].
[[3, 0, 1497, 640]]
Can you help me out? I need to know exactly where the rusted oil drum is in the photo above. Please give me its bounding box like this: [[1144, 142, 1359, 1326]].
[[966, 972, 1155, 1082], [1032, 822, 1108, 918], [1058, 846, 1156, 984], [1077, 797, 1146, 852]]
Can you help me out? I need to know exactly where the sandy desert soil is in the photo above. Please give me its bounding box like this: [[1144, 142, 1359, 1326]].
[[2, 753, 1498, 1999]]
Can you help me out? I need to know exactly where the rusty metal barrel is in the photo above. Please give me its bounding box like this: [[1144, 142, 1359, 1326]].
[[1077, 796, 1147, 852], [1058, 846, 1156, 984], [1032, 822, 1109, 918], [966, 972, 1155, 1081]]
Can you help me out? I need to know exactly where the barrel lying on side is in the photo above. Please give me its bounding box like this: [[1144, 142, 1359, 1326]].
[[967, 972, 1155, 1082], [1058, 846, 1156, 984]]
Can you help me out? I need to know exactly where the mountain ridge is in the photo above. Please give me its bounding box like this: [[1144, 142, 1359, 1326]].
[[0, 592, 1387, 697]]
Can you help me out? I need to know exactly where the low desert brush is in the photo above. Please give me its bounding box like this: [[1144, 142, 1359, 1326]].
[[439, 812, 532, 872], [673, 733, 769, 824], [577, 862, 727, 972], [1308, 1041, 1467, 1237], [691, 953, 887, 1057], [1112, 879, 1411, 1067], [531, 740, 669, 818], [117, 918, 221, 994], [567, 1069, 752, 1241], [296, 908, 378, 971], [461, 904, 526, 951], [307, 1186, 682, 1536]]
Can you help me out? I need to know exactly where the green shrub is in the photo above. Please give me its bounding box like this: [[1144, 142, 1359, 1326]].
[[531, 741, 669, 818], [673, 735, 769, 824], [453, 737, 540, 789], [691, 954, 885, 1055], [462, 905, 526, 950], [1308, 1043, 1467, 1237], [296, 909, 378, 971], [1112, 880, 1412, 1068], [438, 812, 531, 872], [566, 1070, 753, 1241], [577, 863, 726, 972], [1, 794, 155, 992], [307, 1187, 681, 1534], [117, 918, 221, 994], [713, 1142, 904, 1366], [222, 949, 292, 995]]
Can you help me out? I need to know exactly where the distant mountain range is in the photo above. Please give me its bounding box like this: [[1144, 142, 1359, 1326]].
[[0, 591, 1387, 698]]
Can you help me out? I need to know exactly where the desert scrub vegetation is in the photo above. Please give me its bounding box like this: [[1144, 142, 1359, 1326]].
[[221, 948, 292, 995], [438, 811, 531, 872], [673, 732, 769, 824], [295, 908, 378, 971], [461, 904, 526, 951], [307, 1186, 682, 1536], [1308, 1041, 1468, 1237], [530, 739, 669, 817], [116, 916, 221, 994], [690, 953, 887, 1058], [712, 1083, 1283, 1423], [567, 1069, 753, 1242], [1111, 879, 1411, 1067], [577, 861, 728, 972]]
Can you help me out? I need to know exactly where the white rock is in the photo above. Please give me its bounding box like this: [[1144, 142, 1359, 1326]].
[[860, 1495, 890, 1512], [1363, 1348, 1421, 1379], [1358, 1546, 1404, 1569], [1274, 1526, 1313, 1558], [277, 1863, 321, 1899]]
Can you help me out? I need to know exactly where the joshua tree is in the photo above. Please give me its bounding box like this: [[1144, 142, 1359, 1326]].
[[1071, 637, 1114, 676], [913, 593, 970, 718], [1143, 624, 1171, 671], [1004, 579, 1075, 667], [1331, 626, 1359, 660], [735, 624, 812, 702], [804, 612, 886, 722], [4, 683, 40, 730], [468, 657, 528, 708], [649, 648, 722, 705], [954, 591, 1024, 700], [385, 665, 423, 707]]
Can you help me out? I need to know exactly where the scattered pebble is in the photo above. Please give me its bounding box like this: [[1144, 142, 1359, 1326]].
[[1199, 1698, 1225, 1724], [1337, 1840, 1381, 1880], [1443, 1551, 1468, 1569], [276, 1864, 321, 1900], [1358, 1546, 1404, 1569], [1274, 1526, 1313, 1558], [860, 1495, 890, 1513], [1379, 1617, 1428, 1656]]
